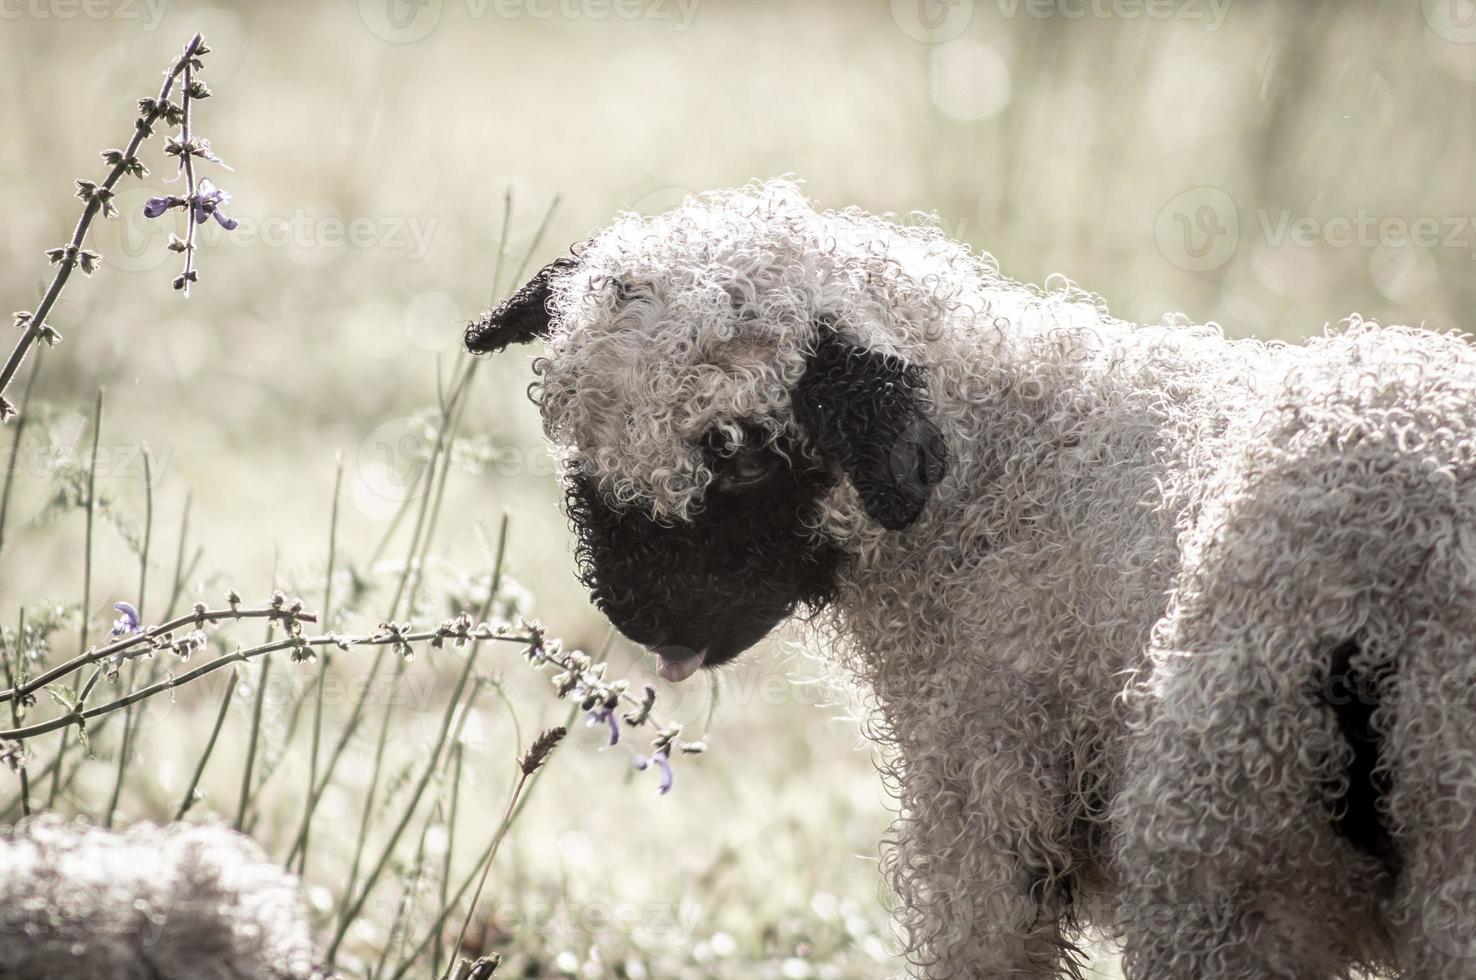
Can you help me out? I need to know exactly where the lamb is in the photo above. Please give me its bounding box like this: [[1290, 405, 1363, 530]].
[[466, 178, 1476, 979]]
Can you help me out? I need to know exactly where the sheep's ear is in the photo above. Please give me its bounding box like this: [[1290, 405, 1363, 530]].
[[464, 257, 577, 354], [792, 325, 947, 531]]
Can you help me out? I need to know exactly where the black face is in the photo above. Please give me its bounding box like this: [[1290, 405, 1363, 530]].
[[564, 430, 846, 681], [467, 259, 950, 681]]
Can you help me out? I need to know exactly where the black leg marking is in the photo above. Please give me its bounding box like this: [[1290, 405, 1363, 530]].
[[1321, 638, 1399, 874]]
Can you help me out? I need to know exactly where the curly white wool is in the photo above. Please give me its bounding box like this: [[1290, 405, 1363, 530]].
[[0, 816, 319, 980], [530, 180, 1476, 978]]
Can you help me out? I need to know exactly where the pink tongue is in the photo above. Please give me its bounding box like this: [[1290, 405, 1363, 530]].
[[657, 648, 706, 683]]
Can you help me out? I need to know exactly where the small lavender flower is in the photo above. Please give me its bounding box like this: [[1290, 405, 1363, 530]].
[[109, 601, 142, 637], [189, 178, 237, 230], [633, 750, 674, 795], [142, 195, 180, 218], [586, 704, 620, 747]]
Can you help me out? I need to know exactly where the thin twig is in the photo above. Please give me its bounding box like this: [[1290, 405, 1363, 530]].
[[3, 609, 30, 816], [162, 491, 192, 621], [373, 678, 484, 980], [325, 522, 512, 966], [298, 455, 344, 875], [103, 446, 152, 828], [50, 389, 103, 807], [0, 355, 43, 561], [0, 34, 204, 419], [235, 639, 271, 830], [391, 726, 564, 980], [177, 61, 198, 295], [174, 664, 238, 820], [235, 552, 279, 830], [432, 740, 466, 976], [442, 769, 534, 980], [0, 623, 538, 743], [0, 605, 316, 704]]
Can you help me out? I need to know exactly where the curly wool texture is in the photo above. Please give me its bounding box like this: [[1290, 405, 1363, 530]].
[[523, 180, 1476, 978], [0, 816, 320, 980]]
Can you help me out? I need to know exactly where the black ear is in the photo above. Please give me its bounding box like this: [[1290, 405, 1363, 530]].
[[464, 257, 577, 354], [792, 326, 948, 531]]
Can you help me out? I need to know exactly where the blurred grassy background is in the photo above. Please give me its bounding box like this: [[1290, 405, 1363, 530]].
[[0, 0, 1472, 976]]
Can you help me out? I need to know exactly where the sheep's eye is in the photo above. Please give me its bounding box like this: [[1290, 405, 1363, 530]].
[[716, 449, 774, 493]]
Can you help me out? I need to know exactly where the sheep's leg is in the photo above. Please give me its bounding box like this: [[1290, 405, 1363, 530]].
[[1115, 635, 1378, 980], [1384, 619, 1476, 978], [882, 681, 1088, 979], [890, 800, 1076, 978]]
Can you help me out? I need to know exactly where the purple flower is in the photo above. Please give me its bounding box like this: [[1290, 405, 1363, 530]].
[[633, 751, 674, 796], [142, 196, 180, 219], [110, 602, 142, 637], [586, 705, 620, 747], [190, 178, 237, 230]]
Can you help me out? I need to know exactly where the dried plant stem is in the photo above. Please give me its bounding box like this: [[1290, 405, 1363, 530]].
[[162, 491, 193, 620], [0, 355, 42, 563], [235, 642, 271, 830], [432, 740, 466, 976], [297, 455, 343, 875], [342, 655, 405, 902], [3, 609, 30, 815], [390, 725, 555, 980], [103, 447, 153, 828], [0, 623, 535, 743], [341, 472, 452, 900], [0, 714, 115, 822], [341, 361, 485, 904], [291, 396, 464, 869], [490, 189, 514, 301], [136, 450, 153, 635], [233, 552, 281, 829], [48, 389, 102, 806], [175, 664, 238, 820], [373, 677, 484, 980], [406, 379, 474, 615], [80, 389, 102, 659], [0, 34, 204, 419], [325, 519, 511, 967], [441, 768, 534, 980], [371, 801, 439, 980], [177, 61, 199, 296], [0, 605, 315, 704], [282, 653, 381, 866]]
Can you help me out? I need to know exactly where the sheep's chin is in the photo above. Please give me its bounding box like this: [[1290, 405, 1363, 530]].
[[657, 648, 706, 683]]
